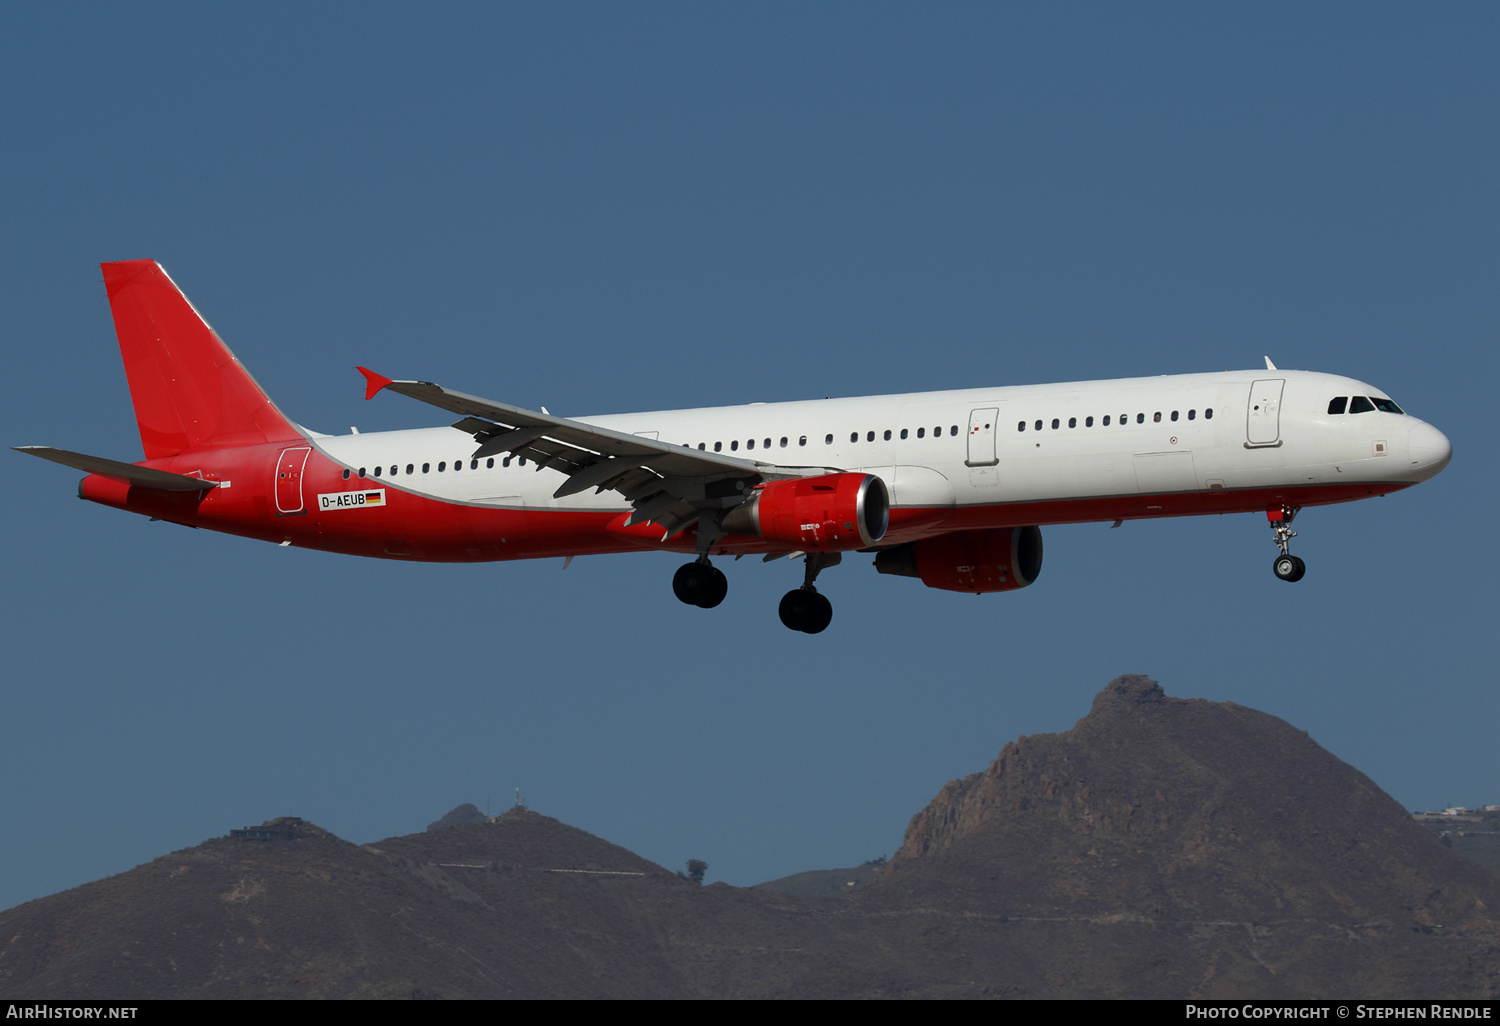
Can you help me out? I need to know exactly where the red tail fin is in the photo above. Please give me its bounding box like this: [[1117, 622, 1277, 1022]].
[[102, 260, 302, 459]]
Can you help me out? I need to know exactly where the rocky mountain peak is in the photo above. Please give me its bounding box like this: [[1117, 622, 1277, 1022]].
[[879, 676, 1500, 926]]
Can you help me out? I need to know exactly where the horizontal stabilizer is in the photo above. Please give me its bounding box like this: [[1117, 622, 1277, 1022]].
[[14, 447, 220, 491]]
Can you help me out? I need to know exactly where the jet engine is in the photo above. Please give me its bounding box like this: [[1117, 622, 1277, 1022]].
[[873, 526, 1043, 593], [721, 473, 889, 551]]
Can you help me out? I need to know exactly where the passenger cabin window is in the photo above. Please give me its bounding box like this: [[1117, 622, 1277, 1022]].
[[1051, 418, 1059, 429], [883, 430, 892, 441], [1349, 396, 1375, 414], [373, 466, 382, 477], [342, 469, 350, 480], [1068, 417, 1076, 428], [1187, 410, 1196, 421], [1018, 421, 1026, 432], [1205, 408, 1214, 419], [1170, 411, 1179, 421], [1085, 416, 1093, 427], [1328, 397, 1348, 415], [917, 427, 925, 438], [824, 434, 833, 444], [1103, 415, 1111, 426]]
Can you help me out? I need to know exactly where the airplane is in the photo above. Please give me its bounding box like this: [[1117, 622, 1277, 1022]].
[[18, 260, 1452, 633]]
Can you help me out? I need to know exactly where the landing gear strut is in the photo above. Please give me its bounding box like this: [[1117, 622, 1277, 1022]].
[[673, 558, 728, 608], [1268, 506, 1306, 582], [778, 553, 839, 634]]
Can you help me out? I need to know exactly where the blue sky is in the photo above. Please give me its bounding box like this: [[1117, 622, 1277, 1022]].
[[2, 3, 1496, 912]]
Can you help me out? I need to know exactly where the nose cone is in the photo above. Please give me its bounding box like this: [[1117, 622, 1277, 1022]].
[[1407, 421, 1452, 482]]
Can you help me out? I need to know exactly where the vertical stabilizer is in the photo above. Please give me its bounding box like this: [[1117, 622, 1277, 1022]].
[[102, 260, 302, 459]]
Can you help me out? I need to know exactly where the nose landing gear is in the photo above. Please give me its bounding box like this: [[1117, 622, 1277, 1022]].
[[1268, 507, 1306, 582]]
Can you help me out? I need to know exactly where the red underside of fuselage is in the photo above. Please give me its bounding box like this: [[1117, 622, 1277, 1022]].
[[79, 442, 1408, 563]]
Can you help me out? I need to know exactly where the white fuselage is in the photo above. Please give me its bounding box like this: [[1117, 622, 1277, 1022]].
[[312, 369, 1450, 521]]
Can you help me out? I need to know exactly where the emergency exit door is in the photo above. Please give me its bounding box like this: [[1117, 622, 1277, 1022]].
[[965, 408, 1000, 467]]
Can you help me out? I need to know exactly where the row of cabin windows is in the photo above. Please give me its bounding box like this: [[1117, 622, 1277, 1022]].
[[698, 425, 963, 453], [342, 455, 530, 480], [339, 406, 1228, 479], [1018, 408, 1213, 431], [338, 423, 970, 479], [1328, 396, 1404, 415], [338, 397, 1408, 481]]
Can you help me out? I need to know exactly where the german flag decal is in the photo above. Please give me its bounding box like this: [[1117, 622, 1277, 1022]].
[[318, 489, 386, 511]]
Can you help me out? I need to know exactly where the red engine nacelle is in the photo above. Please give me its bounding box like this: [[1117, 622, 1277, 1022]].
[[721, 472, 889, 551], [873, 526, 1043, 593]]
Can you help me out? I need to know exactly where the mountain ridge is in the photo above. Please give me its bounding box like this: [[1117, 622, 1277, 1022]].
[[3, 675, 1496, 999]]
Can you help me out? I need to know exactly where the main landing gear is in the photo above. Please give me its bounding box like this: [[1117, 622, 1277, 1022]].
[[670, 551, 839, 633], [1268, 506, 1306, 583], [778, 553, 839, 634], [673, 558, 728, 608]]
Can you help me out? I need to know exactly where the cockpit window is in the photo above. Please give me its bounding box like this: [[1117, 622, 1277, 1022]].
[[1349, 396, 1375, 414], [1372, 397, 1404, 414], [1327, 397, 1348, 415]]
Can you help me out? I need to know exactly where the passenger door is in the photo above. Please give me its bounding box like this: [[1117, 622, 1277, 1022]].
[[1246, 380, 1284, 447]]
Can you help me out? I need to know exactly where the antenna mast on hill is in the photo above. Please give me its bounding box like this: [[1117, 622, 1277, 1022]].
[[515, 787, 527, 810]]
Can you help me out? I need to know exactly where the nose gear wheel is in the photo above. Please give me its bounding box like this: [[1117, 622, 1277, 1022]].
[[1267, 506, 1305, 583], [1273, 553, 1306, 582]]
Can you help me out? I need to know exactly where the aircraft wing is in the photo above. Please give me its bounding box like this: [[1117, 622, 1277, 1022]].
[[15, 446, 219, 491], [358, 368, 836, 538]]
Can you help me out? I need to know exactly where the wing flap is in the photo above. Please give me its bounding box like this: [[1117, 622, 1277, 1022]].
[[361, 369, 848, 539]]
